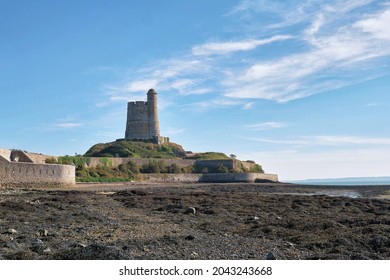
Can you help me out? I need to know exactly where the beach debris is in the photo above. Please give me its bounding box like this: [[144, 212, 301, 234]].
[[31, 238, 44, 248], [185, 207, 196, 215], [266, 251, 276, 260], [191, 251, 198, 257], [43, 248, 52, 254], [40, 229, 49, 237], [185, 235, 195, 241], [96, 191, 116, 195], [6, 240, 23, 250], [6, 229, 17, 234]]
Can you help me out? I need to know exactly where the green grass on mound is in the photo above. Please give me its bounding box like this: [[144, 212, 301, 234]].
[[84, 140, 186, 158], [184, 152, 230, 160]]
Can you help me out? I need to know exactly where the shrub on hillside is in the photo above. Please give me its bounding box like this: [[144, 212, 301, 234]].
[[167, 163, 182, 174], [140, 160, 167, 173], [216, 164, 229, 173]]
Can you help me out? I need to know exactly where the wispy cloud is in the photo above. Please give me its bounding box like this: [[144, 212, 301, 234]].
[[225, 2, 390, 102], [165, 127, 185, 135], [245, 122, 286, 131], [244, 135, 390, 146], [186, 97, 255, 112], [53, 122, 83, 129], [364, 102, 380, 107], [192, 35, 293, 56], [99, 58, 215, 107], [100, 0, 390, 107]]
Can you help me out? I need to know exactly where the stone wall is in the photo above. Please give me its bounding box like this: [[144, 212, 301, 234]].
[[74, 157, 264, 176], [140, 173, 278, 183], [0, 149, 12, 162], [0, 161, 75, 188], [195, 159, 235, 171], [86, 157, 197, 169], [0, 149, 75, 188], [240, 160, 259, 171], [199, 173, 278, 183], [125, 101, 150, 140], [25, 152, 56, 164], [9, 150, 34, 163]]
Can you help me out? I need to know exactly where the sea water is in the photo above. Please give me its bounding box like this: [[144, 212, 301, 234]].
[[287, 178, 390, 186]]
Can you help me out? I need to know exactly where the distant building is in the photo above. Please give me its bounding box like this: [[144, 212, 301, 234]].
[[125, 89, 169, 144]]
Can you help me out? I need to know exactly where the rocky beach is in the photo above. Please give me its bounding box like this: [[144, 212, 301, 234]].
[[1, 183, 389, 260]]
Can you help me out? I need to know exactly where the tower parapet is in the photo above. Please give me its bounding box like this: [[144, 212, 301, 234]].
[[124, 89, 168, 144]]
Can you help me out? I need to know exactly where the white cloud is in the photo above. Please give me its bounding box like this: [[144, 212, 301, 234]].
[[54, 122, 83, 129], [364, 102, 380, 107], [224, 3, 390, 102], [244, 135, 390, 146], [311, 135, 390, 145], [126, 79, 158, 93], [242, 102, 255, 110], [100, 1, 390, 106], [354, 9, 390, 40], [151, 59, 206, 79], [192, 35, 293, 56], [162, 79, 194, 93], [100, 58, 214, 108], [245, 122, 286, 131], [165, 127, 185, 135], [181, 88, 212, 95]]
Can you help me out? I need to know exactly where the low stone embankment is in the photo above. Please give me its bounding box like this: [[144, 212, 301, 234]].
[[0, 149, 75, 188], [140, 173, 278, 183]]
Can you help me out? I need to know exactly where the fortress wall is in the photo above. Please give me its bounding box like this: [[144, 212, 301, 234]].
[[9, 150, 34, 163], [0, 149, 11, 162], [85, 157, 259, 173], [195, 159, 235, 171], [0, 148, 58, 164], [86, 157, 196, 168], [140, 173, 202, 183], [199, 173, 278, 183], [140, 173, 278, 183], [240, 161, 258, 171], [25, 153, 57, 164], [0, 161, 75, 188]]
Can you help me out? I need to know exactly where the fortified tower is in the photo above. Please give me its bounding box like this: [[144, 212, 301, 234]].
[[125, 89, 168, 144], [147, 88, 160, 138]]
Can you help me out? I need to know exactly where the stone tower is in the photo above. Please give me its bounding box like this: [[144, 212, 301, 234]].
[[125, 89, 168, 144], [147, 88, 160, 138]]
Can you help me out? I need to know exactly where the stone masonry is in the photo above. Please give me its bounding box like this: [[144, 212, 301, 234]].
[[125, 89, 168, 144], [0, 149, 75, 187]]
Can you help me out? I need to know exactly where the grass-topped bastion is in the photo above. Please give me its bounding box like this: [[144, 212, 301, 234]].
[[45, 139, 270, 183]]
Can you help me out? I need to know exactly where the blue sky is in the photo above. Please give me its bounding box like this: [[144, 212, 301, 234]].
[[1, 0, 390, 180]]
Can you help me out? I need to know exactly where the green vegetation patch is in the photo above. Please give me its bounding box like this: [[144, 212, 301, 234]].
[[84, 140, 186, 158], [185, 152, 230, 160]]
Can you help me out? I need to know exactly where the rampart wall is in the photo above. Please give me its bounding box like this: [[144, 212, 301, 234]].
[[140, 173, 278, 183], [0, 161, 75, 187], [84, 157, 258, 172], [86, 157, 197, 168], [195, 159, 235, 170], [0, 149, 12, 161], [0, 149, 75, 188], [25, 152, 56, 164], [0, 149, 274, 185]]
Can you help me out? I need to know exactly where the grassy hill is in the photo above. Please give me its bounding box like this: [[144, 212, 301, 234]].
[[83, 140, 233, 161], [84, 140, 186, 158]]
